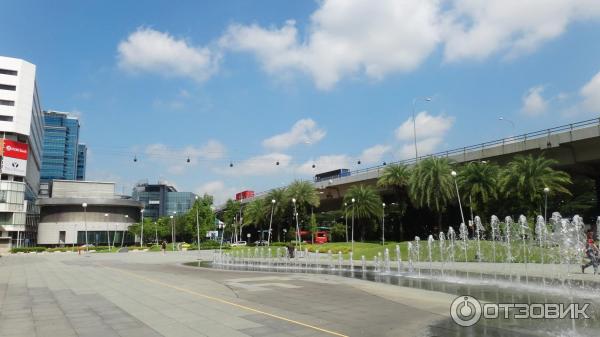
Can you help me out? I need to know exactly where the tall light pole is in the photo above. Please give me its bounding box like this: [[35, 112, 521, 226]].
[[498, 116, 516, 129], [154, 222, 158, 246], [292, 198, 301, 253], [170, 215, 175, 252], [544, 187, 550, 224], [344, 202, 348, 243], [82, 203, 88, 252], [122, 215, 128, 247], [382, 202, 386, 246], [411, 96, 432, 163], [140, 209, 145, 247], [351, 198, 355, 253], [195, 196, 200, 258], [267, 199, 276, 246], [104, 213, 110, 250], [451, 171, 466, 226]]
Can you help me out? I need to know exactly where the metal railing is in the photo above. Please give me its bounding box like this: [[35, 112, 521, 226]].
[[221, 117, 600, 207]]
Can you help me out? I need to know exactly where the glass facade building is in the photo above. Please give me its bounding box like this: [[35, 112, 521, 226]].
[[40, 111, 86, 182], [76, 144, 86, 180], [132, 182, 197, 220]]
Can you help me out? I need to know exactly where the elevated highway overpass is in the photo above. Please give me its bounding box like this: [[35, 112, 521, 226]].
[[228, 118, 600, 212]]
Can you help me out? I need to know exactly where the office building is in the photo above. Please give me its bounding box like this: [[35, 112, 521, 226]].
[[132, 181, 198, 220], [0, 56, 45, 247], [41, 110, 86, 182], [76, 143, 86, 180], [37, 180, 142, 246]]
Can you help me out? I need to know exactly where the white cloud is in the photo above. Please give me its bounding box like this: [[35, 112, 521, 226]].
[[394, 112, 454, 160], [442, 0, 600, 62], [395, 112, 454, 141], [521, 86, 548, 116], [397, 137, 445, 160], [118, 27, 219, 82], [144, 140, 226, 174], [296, 155, 352, 175], [262, 119, 326, 150], [223, 153, 292, 176], [580, 70, 600, 113], [360, 144, 391, 165], [196, 180, 238, 205], [221, 0, 440, 89], [219, 0, 600, 89]]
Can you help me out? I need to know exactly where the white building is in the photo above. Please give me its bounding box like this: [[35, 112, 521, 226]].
[[0, 56, 45, 247], [37, 180, 142, 247]]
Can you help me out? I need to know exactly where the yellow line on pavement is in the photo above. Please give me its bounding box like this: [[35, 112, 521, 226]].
[[101, 265, 348, 337]]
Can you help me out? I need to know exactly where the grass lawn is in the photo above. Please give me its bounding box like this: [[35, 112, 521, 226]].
[[231, 240, 571, 264]]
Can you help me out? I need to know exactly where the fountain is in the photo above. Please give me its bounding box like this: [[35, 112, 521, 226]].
[[427, 235, 434, 275], [458, 223, 468, 263], [518, 215, 530, 284], [474, 216, 484, 262], [395, 244, 402, 273], [438, 232, 445, 277]]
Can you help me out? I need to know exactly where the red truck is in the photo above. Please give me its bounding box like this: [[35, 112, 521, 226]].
[[299, 228, 329, 244], [235, 190, 255, 201]]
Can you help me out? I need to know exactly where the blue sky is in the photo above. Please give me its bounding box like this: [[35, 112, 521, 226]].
[[2, 0, 600, 202]]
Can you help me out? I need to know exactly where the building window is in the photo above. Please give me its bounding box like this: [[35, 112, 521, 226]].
[[0, 84, 16, 91], [0, 116, 13, 122], [0, 99, 14, 106], [0, 69, 18, 76]]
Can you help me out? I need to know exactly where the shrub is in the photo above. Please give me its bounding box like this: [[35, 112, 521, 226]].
[[11, 247, 47, 253]]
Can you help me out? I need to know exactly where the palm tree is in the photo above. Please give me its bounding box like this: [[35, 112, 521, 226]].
[[377, 163, 411, 239], [223, 199, 241, 242], [343, 185, 383, 241], [457, 161, 500, 215], [409, 157, 455, 230], [287, 180, 320, 224], [499, 154, 572, 213], [243, 198, 268, 242], [266, 187, 288, 242]]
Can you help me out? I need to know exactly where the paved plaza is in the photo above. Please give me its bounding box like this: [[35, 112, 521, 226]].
[[0, 251, 463, 337]]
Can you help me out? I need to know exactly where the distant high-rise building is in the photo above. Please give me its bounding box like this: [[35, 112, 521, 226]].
[[40, 110, 86, 182], [76, 144, 86, 180], [132, 181, 198, 220], [0, 56, 45, 247]]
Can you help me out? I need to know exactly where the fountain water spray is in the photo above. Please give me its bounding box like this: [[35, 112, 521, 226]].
[[395, 244, 402, 273], [439, 232, 445, 277], [518, 215, 530, 284], [427, 235, 434, 276], [459, 223, 468, 263], [407, 242, 414, 273], [361, 255, 366, 272], [474, 216, 485, 262], [414, 236, 421, 276], [338, 251, 343, 270], [384, 248, 391, 273]]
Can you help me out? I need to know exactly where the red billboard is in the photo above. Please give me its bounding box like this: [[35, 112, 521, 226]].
[[1, 140, 28, 177], [3, 140, 28, 159], [235, 190, 255, 201]]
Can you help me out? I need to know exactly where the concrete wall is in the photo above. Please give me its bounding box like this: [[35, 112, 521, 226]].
[[51, 181, 115, 199], [37, 221, 132, 245]]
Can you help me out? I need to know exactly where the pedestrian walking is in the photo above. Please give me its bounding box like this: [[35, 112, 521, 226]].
[[161, 241, 167, 255], [582, 231, 599, 274]]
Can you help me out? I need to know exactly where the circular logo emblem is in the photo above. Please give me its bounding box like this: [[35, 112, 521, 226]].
[[450, 295, 482, 327]]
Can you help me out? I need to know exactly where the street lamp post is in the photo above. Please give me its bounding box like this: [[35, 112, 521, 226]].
[[344, 202, 348, 243], [351, 198, 355, 253], [382, 203, 386, 246], [195, 196, 200, 259], [140, 209, 144, 247], [154, 222, 158, 246], [267, 199, 276, 246], [292, 198, 301, 253], [411, 97, 432, 163], [122, 215, 128, 247], [544, 187, 550, 224], [104, 213, 110, 251], [451, 171, 466, 226], [170, 215, 175, 252], [82, 203, 88, 252]]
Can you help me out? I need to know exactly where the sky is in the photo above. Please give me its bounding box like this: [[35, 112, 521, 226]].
[[2, 0, 600, 204]]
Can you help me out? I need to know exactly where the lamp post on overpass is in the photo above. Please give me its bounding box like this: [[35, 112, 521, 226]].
[[411, 96, 432, 163]]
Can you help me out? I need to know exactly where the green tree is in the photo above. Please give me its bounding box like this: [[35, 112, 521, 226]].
[[377, 163, 411, 239], [457, 161, 500, 215], [409, 157, 455, 230], [343, 185, 382, 242], [223, 199, 242, 242], [287, 180, 320, 231], [499, 154, 572, 213], [243, 198, 269, 241]]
